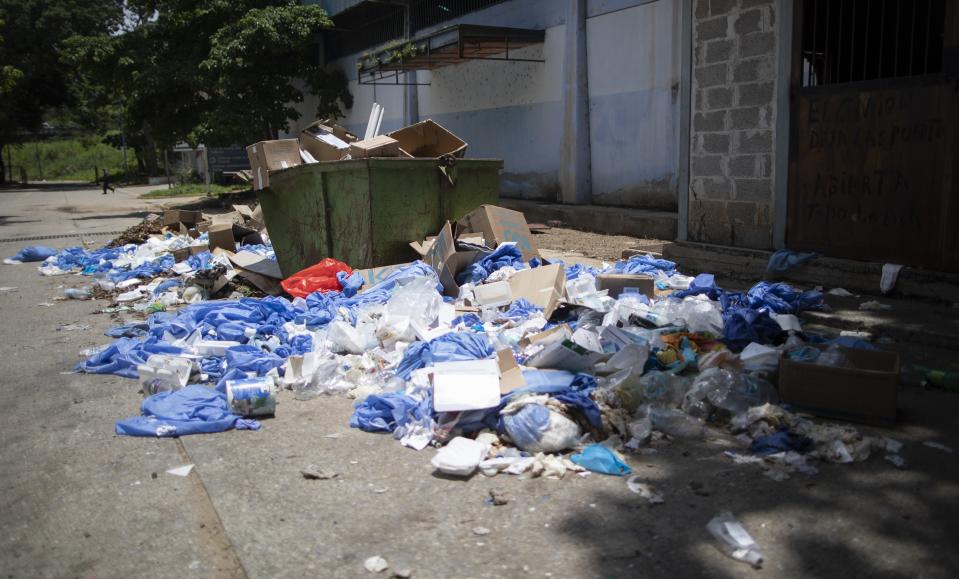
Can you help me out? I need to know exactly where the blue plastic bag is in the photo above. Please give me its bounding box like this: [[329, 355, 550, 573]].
[[116, 384, 261, 437], [570, 444, 632, 476], [7, 245, 57, 263]]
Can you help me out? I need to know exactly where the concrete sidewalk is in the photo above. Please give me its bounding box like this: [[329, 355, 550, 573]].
[[1, 186, 958, 578]]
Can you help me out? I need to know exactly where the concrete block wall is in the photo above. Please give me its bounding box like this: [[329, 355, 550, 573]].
[[687, 0, 777, 249]]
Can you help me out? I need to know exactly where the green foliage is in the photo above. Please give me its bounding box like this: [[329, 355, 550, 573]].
[[8, 138, 125, 181], [0, 0, 123, 139], [141, 182, 248, 198], [64, 1, 351, 160]]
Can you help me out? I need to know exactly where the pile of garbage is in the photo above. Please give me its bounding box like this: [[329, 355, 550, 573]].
[[9, 203, 905, 480]]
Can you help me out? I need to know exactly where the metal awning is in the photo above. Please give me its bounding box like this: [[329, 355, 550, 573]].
[[358, 24, 545, 86]]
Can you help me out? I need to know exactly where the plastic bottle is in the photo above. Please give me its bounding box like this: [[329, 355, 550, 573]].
[[64, 286, 93, 300], [649, 407, 706, 438], [706, 511, 763, 568], [911, 365, 959, 392]]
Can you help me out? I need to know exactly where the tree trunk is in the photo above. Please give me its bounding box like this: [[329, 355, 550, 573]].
[[0, 144, 6, 185], [141, 130, 159, 176]]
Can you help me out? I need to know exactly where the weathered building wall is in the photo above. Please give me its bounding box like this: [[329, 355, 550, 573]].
[[687, 0, 778, 248], [294, 0, 682, 209], [587, 0, 681, 210]]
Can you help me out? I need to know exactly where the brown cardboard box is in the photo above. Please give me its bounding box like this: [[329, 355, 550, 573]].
[[778, 345, 900, 424], [507, 264, 566, 318], [388, 119, 467, 158], [208, 223, 236, 252], [596, 274, 655, 299], [163, 210, 204, 227], [456, 205, 540, 262], [348, 135, 402, 158], [299, 125, 352, 162], [246, 139, 302, 191]]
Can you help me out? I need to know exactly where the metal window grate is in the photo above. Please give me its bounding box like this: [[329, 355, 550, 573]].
[[326, 0, 509, 60], [800, 0, 946, 87]]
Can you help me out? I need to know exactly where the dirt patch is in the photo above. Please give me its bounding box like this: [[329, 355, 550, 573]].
[[532, 226, 667, 262]]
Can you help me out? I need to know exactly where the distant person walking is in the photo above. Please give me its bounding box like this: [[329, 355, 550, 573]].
[[102, 169, 115, 194]]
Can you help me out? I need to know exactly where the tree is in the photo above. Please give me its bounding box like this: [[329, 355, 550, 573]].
[[65, 1, 351, 175], [0, 1, 122, 183]]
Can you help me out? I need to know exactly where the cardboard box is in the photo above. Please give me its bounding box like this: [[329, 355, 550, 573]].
[[507, 264, 566, 318], [596, 274, 655, 299], [456, 205, 540, 262], [208, 223, 236, 252], [432, 359, 502, 412], [387, 119, 467, 158], [246, 139, 302, 190], [163, 210, 204, 227], [348, 135, 402, 158], [299, 130, 351, 162], [778, 346, 900, 424]]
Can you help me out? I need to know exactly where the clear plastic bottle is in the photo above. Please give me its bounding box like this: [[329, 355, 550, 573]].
[[706, 511, 763, 568], [649, 407, 706, 438], [64, 286, 93, 300]]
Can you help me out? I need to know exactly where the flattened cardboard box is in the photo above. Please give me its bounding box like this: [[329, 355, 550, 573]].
[[778, 345, 900, 424], [456, 205, 539, 262]]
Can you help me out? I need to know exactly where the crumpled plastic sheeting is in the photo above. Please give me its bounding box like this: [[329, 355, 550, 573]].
[[455, 243, 526, 285], [6, 245, 57, 263], [607, 254, 677, 276], [766, 249, 818, 273], [394, 332, 495, 380], [116, 384, 261, 437], [76, 337, 184, 378], [743, 282, 823, 315], [350, 391, 425, 433], [502, 298, 542, 321]]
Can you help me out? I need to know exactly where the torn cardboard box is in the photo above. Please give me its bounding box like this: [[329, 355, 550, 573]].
[[596, 274, 655, 299], [246, 139, 302, 191], [353, 263, 414, 291], [299, 121, 353, 162], [456, 205, 539, 262], [387, 119, 467, 158]]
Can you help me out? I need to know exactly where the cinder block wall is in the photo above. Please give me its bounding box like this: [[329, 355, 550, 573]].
[[688, 0, 777, 249]]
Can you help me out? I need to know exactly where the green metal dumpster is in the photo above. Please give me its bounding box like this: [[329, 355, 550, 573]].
[[258, 158, 503, 276]]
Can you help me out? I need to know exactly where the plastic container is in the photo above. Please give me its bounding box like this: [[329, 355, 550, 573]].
[[706, 511, 763, 568], [137, 354, 192, 395], [64, 287, 92, 300], [226, 377, 276, 417], [195, 340, 241, 357]]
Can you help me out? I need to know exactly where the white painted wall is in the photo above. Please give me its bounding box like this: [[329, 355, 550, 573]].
[[292, 0, 681, 208], [587, 0, 680, 209]]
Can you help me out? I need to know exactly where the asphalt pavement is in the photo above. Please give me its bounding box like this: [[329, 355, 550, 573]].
[[1, 183, 958, 578]]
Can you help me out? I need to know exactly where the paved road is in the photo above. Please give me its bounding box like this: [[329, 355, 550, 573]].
[[1, 184, 958, 578]]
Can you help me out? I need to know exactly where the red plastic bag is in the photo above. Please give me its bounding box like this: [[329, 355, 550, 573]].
[[281, 258, 353, 298]]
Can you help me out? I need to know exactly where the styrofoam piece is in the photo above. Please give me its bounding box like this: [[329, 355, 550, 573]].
[[138, 354, 192, 395], [473, 281, 512, 307], [432, 359, 501, 412], [195, 340, 241, 357], [430, 436, 486, 476]]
